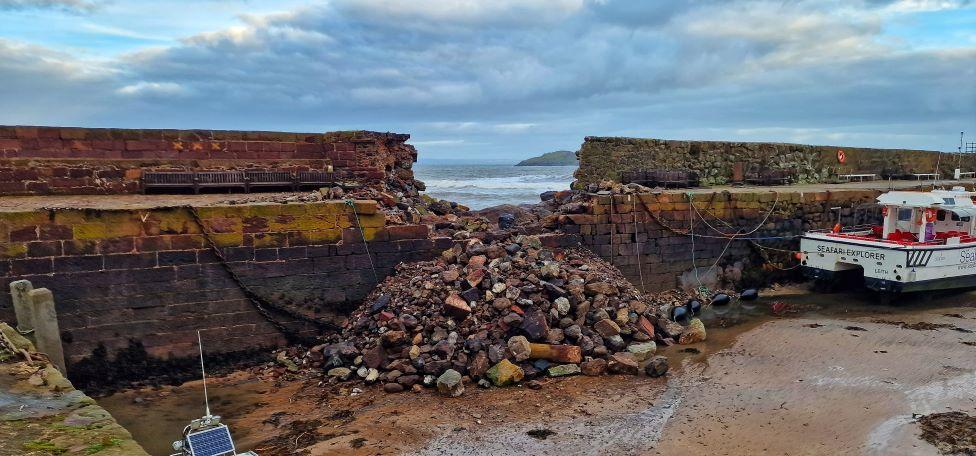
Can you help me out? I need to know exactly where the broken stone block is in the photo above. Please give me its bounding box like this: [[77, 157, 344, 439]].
[[608, 352, 639, 375], [381, 330, 407, 347], [626, 342, 657, 362], [547, 364, 581, 377], [528, 343, 582, 363], [679, 318, 707, 344], [580, 358, 607, 376], [327, 367, 352, 381], [508, 336, 532, 362], [442, 269, 459, 283], [436, 369, 464, 397], [469, 351, 490, 378], [584, 281, 617, 296], [554, 297, 571, 315], [645, 355, 669, 378], [362, 346, 387, 369], [486, 359, 524, 386], [444, 293, 472, 319], [520, 308, 550, 340], [593, 318, 621, 337]]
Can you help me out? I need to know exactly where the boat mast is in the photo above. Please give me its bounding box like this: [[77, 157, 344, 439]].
[[197, 330, 211, 418]]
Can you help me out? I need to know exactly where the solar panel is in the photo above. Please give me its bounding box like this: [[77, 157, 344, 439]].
[[186, 424, 235, 456]]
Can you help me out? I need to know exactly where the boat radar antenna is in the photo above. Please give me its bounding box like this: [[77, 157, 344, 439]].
[[197, 330, 211, 418]]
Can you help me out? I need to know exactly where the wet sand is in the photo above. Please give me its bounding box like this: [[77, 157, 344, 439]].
[[98, 288, 976, 455]]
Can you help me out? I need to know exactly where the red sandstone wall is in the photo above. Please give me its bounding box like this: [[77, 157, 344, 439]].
[[0, 200, 449, 365], [0, 126, 419, 195], [556, 190, 883, 291]]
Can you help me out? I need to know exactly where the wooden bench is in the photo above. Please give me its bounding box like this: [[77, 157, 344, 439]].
[[619, 169, 699, 188], [245, 170, 294, 191], [954, 169, 975, 180], [143, 169, 335, 194], [142, 172, 195, 191], [912, 173, 940, 181], [746, 169, 792, 186], [296, 171, 335, 188], [839, 173, 877, 182], [195, 171, 246, 193]]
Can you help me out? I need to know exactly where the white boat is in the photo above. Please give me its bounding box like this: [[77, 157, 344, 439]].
[[800, 187, 976, 294]]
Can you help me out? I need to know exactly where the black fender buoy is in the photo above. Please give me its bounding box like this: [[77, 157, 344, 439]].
[[710, 293, 731, 306], [685, 299, 702, 316], [740, 289, 759, 301], [671, 306, 690, 324]]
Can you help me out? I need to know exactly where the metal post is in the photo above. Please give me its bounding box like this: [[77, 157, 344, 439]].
[[9, 280, 35, 334], [29, 288, 66, 374]]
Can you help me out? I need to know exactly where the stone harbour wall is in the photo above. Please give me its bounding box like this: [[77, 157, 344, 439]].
[[0, 126, 420, 195], [575, 137, 973, 187], [556, 189, 884, 292], [0, 200, 449, 366]]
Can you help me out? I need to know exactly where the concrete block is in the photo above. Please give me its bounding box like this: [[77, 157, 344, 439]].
[[28, 288, 66, 374]]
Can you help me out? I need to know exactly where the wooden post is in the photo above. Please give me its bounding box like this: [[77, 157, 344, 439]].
[[29, 288, 67, 374], [9, 280, 34, 334]]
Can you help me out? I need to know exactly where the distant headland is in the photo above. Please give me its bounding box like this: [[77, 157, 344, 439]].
[[515, 150, 577, 166]]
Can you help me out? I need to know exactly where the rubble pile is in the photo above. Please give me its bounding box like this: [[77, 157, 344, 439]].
[[304, 234, 707, 395]]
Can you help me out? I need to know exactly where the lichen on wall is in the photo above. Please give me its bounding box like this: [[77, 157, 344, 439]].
[[575, 136, 974, 188]]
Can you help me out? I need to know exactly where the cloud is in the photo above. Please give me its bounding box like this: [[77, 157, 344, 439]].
[[331, 0, 587, 28], [0, 0, 972, 156], [0, 0, 99, 13], [0, 39, 121, 123], [116, 81, 188, 97], [427, 122, 538, 134]]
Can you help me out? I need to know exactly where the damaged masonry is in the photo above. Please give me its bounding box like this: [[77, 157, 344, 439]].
[[2, 126, 975, 456]]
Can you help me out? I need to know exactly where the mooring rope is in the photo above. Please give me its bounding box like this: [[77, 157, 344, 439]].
[[185, 205, 340, 340], [609, 195, 615, 266], [630, 195, 646, 291], [344, 200, 380, 284]]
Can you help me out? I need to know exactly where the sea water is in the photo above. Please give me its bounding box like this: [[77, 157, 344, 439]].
[[414, 163, 575, 210]]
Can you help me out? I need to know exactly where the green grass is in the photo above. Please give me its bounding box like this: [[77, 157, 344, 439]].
[[84, 438, 123, 454], [23, 440, 66, 454]]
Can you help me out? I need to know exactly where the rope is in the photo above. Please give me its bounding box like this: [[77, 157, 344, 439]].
[[630, 191, 806, 275], [609, 196, 615, 266], [630, 195, 645, 291], [344, 200, 379, 284], [186, 206, 340, 340], [687, 195, 709, 295]]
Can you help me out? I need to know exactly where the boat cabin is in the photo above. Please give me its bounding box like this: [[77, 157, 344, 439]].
[[832, 188, 976, 245]]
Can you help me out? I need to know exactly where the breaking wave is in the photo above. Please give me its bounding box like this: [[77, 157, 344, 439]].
[[414, 164, 575, 209]]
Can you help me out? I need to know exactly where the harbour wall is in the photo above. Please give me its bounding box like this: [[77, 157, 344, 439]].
[[0, 126, 421, 195], [574, 137, 974, 187], [0, 200, 449, 368], [555, 189, 885, 292]]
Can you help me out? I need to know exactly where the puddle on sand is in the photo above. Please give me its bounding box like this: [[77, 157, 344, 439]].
[[96, 374, 274, 456]]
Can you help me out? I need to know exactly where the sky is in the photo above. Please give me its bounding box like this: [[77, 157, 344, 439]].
[[0, 0, 974, 162]]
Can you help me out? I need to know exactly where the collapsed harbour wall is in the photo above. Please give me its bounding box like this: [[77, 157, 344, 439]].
[[0, 126, 421, 195], [575, 137, 972, 187], [555, 189, 885, 292], [0, 200, 449, 369]]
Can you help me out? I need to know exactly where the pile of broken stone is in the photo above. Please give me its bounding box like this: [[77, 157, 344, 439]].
[[303, 234, 708, 397]]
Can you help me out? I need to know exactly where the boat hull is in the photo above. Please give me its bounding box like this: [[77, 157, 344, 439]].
[[800, 233, 976, 293]]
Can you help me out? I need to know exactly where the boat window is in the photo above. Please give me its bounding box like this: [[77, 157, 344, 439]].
[[952, 213, 961, 222], [943, 198, 956, 205], [937, 210, 946, 221], [963, 216, 972, 222], [897, 208, 913, 221]]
